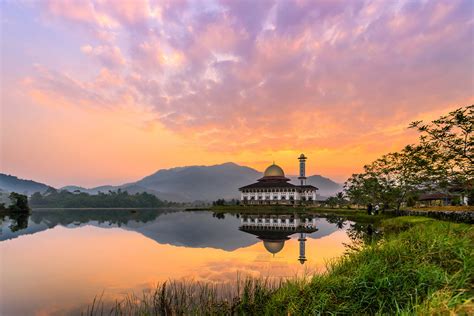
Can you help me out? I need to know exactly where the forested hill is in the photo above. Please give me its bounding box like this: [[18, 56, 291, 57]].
[[29, 189, 181, 208], [0, 174, 51, 195]]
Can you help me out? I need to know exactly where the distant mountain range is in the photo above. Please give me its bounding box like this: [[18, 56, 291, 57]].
[[0, 174, 52, 196], [0, 163, 343, 202]]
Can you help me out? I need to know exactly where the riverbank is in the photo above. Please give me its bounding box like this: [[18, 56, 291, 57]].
[[188, 205, 393, 223], [187, 205, 474, 223], [86, 216, 473, 315]]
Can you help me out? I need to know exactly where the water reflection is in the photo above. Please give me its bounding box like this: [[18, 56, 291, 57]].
[[0, 210, 378, 248], [0, 209, 374, 315], [239, 214, 318, 264], [1, 210, 381, 250]]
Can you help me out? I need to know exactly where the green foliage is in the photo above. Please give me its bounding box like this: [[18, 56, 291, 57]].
[[29, 189, 178, 208], [212, 198, 240, 206], [212, 198, 226, 206], [410, 105, 473, 189], [7, 192, 30, 212], [345, 105, 474, 209], [325, 192, 347, 208]]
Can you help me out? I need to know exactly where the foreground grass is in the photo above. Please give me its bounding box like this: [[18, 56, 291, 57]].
[[86, 217, 473, 315], [265, 217, 473, 315]]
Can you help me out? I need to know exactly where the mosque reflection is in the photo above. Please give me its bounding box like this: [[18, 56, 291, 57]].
[[239, 214, 318, 264]]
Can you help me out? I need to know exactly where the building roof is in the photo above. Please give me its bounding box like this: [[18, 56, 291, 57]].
[[239, 181, 296, 189], [299, 185, 318, 190], [263, 163, 285, 177], [418, 193, 454, 201], [239, 182, 318, 190]]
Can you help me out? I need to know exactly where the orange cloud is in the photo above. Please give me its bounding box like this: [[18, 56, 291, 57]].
[[1, 0, 473, 186]]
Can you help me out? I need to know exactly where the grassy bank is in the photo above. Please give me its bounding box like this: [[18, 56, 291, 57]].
[[86, 216, 473, 315], [262, 217, 473, 314]]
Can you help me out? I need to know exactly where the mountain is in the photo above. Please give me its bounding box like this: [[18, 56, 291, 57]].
[[0, 174, 52, 196], [306, 175, 343, 197], [132, 162, 261, 202], [3, 163, 343, 203]]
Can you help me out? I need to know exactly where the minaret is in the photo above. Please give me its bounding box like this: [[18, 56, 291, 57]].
[[298, 232, 307, 264], [298, 154, 307, 185]]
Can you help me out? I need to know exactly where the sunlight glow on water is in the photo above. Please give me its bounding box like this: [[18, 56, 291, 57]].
[[0, 210, 357, 315]]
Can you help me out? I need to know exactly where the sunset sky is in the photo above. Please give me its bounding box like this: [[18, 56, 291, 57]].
[[1, 0, 473, 188]]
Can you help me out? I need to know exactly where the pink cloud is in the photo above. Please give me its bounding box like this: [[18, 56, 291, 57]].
[[24, 0, 474, 156], [81, 44, 126, 68]]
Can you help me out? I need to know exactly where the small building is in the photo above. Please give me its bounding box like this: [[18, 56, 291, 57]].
[[239, 154, 318, 205], [418, 192, 455, 206]]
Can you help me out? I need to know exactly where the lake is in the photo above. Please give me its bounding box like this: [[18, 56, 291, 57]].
[[0, 209, 373, 315]]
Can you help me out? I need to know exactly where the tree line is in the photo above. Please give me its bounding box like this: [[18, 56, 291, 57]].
[[343, 105, 473, 210], [29, 188, 182, 208]]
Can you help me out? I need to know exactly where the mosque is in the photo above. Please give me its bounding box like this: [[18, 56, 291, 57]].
[[239, 154, 318, 205]]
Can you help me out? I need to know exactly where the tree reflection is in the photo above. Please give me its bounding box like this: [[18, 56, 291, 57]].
[[9, 213, 29, 232], [345, 222, 381, 252], [1, 209, 171, 237], [324, 214, 347, 229], [30, 209, 168, 227], [212, 212, 225, 219]]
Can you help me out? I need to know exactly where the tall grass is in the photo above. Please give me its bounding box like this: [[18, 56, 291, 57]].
[[84, 217, 473, 315], [84, 277, 288, 315]]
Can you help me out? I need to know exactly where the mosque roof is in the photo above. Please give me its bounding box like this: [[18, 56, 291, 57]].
[[239, 181, 296, 189], [238, 182, 318, 190], [263, 163, 285, 177]]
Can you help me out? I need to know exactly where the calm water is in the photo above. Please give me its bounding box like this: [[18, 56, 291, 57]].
[[0, 209, 372, 315]]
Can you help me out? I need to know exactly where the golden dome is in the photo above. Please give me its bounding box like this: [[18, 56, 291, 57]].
[[263, 240, 285, 254], [263, 163, 285, 177]]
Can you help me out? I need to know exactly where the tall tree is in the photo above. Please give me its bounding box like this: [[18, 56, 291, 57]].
[[409, 105, 473, 199], [345, 105, 473, 208]]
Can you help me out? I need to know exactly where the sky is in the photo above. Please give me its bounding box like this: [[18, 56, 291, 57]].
[[1, 0, 473, 188]]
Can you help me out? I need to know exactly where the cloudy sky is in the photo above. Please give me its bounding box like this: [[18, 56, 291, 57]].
[[1, 0, 473, 187]]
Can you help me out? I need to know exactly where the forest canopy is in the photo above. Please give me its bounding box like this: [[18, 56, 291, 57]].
[[29, 188, 180, 208]]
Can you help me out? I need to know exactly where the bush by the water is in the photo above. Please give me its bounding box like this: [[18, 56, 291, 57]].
[[86, 216, 473, 315], [0, 192, 30, 213], [30, 188, 179, 208]]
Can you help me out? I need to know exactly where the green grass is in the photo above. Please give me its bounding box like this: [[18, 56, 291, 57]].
[[85, 217, 473, 315], [262, 217, 473, 314]]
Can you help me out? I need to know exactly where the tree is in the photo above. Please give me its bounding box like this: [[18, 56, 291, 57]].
[[344, 105, 473, 209], [409, 105, 473, 201], [326, 197, 339, 208], [8, 192, 30, 212]]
